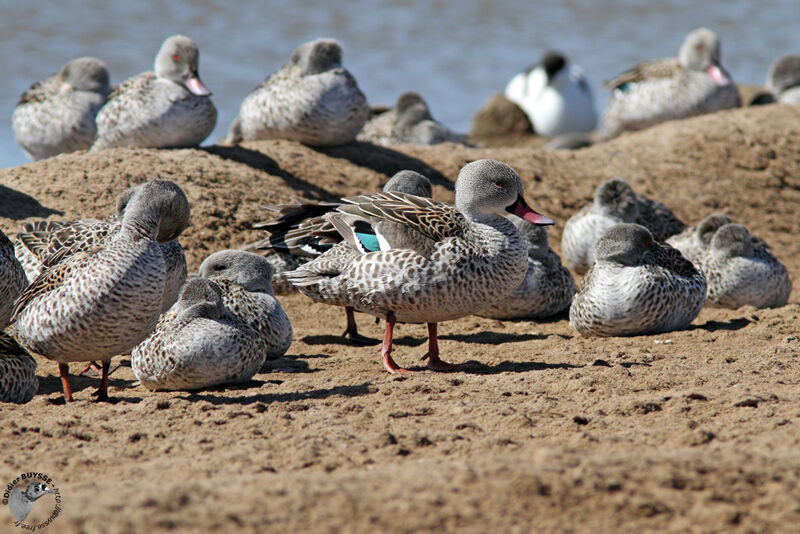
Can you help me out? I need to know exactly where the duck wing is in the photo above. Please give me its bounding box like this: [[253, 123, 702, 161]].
[[604, 58, 681, 90]]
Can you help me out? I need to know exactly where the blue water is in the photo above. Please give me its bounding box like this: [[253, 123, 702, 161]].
[[1, 0, 798, 169]]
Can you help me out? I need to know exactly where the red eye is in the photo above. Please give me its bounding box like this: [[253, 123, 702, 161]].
[[495, 181, 504, 188], [172, 54, 180, 62]]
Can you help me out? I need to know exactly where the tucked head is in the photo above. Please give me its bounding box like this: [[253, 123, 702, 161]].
[[119, 179, 191, 243], [696, 213, 732, 247], [383, 170, 433, 198], [176, 277, 225, 319], [679, 28, 729, 85], [59, 57, 111, 95], [155, 35, 211, 95], [594, 223, 655, 265], [455, 159, 553, 226], [541, 51, 567, 83], [710, 223, 753, 259], [594, 177, 638, 220], [291, 38, 342, 75], [199, 250, 275, 293], [767, 54, 800, 94], [394, 92, 434, 130], [511, 216, 550, 259]]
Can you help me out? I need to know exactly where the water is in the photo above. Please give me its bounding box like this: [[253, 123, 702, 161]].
[[1, 0, 798, 169]]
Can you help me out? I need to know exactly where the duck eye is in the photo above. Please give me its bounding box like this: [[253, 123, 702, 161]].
[[172, 54, 180, 62], [495, 181, 504, 188]]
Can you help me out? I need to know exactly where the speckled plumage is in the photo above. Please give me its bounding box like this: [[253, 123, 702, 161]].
[[697, 223, 791, 309], [570, 224, 706, 337], [13, 57, 111, 160], [357, 92, 468, 146], [198, 251, 293, 360], [224, 39, 368, 146], [477, 217, 574, 320], [11, 179, 189, 401], [14, 183, 189, 312], [666, 213, 732, 265], [0, 231, 28, 329], [92, 35, 216, 151], [601, 28, 741, 139], [132, 278, 267, 391], [561, 177, 685, 274], [0, 333, 37, 404]]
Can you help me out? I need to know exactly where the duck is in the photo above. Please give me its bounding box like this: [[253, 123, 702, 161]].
[[0, 333, 37, 404], [8, 481, 53, 522], [1, 230, 27, 329], [13, 56, 111, 160], [569, 223, 706, 337], [561, 177, 685, 274], [601, 27, 741, 139], [504, 50, 598, 137], [14, 182, 189, 312], [285, 159, 554, 373], [91, 35, 216, 151], [11, 179, 189, 402], [476, 216, 574, 319], [248, 170, 433, 344], [357, 92, 468, 146], [198, 250, 292, 361], [224, 38, 369, 146], [132, 277, 267, 391], [765, 54, 800, 105], [666, 212, 732, 264], [698, 223, 791, 309]]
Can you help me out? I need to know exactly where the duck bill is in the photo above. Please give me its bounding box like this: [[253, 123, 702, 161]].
[[185, 72, 212, 96], [507, 195, 554, 226], [706, 64, 731, 86]]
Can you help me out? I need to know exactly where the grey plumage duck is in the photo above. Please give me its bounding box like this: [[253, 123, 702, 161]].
[[13, 57, 111, 161], [569, 224, 706, 337], [11, 179, 190, 402], [14, 182, 189, 313], [248, 170, 433, 343], [0, 333, 37, 404], [356, 92, 468, 146], [91, 35, 216, 151], [601, 27, 741, 139], [198, 250, 293, 361], [286, 159, 554, 373], [561, 177, 685, 274], [224, 38, 369, 146], [132, 278, 267, 391], [477, 216, 574, 320], [666, 212, 732, 264], [0, 230, 27, 329], [698, 223, 791, 309], [765, 54, 800, 105]]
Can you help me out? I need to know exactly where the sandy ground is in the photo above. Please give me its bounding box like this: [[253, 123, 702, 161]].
[[1, 103, 799, 533]]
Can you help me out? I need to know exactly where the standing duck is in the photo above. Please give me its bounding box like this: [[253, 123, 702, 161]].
[[601, 28, 741, 139], [561, 177, 685, 274], [477, 217, 574, 320], [13, 56, 111, 160], [248, 170, 433, 344], [569, 224, 706, 337], [1, 230, 27, 329], [91, 35, 216, 151], [198, 251, 292, 361], [286, 159, 553, 373], [357, 92, 468, 146], [505, 51, 598, 137], [0, 333, 37, 404], [132, 278, 267, 391], [224, 38, 369, 146], [698, 223, 791, 309], [11, 179, 189, 402]]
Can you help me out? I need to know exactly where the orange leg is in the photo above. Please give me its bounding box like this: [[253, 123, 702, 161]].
[[58, 363, 74, 403], [77, 361, 103, 375], [381, 312, 416, 374], [342, 306, 379, 346], [421, 323, 466, 371]]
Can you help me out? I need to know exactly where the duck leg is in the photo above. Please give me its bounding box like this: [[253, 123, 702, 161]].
[[58, 363, 74, 403], [381, 312, 416, 374], [342, 306, 379, 346], [421, 323, 466, 371], [77, 361, 103, 375], [91, 359, 112, 402]]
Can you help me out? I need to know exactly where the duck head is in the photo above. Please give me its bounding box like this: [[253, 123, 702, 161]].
[[155, 35, 211, 95], [199, 250, 275, 293]]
